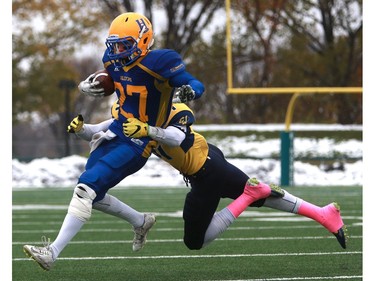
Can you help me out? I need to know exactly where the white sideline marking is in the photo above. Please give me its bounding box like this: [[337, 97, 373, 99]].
[[14, 251, 361, 262], [12, 205, 68, 210], [208, 276, 362, 280], [12, 235, 362, 245], [12, 224, 361, 234], [11, 206, 363, 219]]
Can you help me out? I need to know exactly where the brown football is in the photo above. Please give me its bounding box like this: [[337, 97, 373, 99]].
[[92, 69, 115, 96]]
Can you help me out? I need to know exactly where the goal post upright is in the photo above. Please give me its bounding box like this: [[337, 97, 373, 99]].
[[225, 0, 233, 90], [224, 0, 362, 187]]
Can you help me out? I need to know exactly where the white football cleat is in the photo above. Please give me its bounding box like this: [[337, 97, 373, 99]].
[[132, 213, 156, 252], [23, 236, 54, 271]]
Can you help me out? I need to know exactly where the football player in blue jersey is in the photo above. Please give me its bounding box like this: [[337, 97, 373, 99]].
[[23, 12, 205, 271], [65, 101, 348, 252]]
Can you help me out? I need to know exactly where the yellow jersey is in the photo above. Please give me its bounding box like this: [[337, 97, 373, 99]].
[[152, 103, 208, 175]]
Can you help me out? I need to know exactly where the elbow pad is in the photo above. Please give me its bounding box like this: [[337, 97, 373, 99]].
[[148, 126, 185, 147]]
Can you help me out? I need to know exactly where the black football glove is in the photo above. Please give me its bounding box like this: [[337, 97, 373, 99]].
[[173, 85, 195, 103]]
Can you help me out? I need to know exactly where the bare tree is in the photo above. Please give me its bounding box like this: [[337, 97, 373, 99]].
[[159, 0, 222, 55], [277, 0, 362, 123]]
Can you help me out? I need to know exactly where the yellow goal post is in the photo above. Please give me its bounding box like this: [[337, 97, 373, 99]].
[[225, 0, 362, 186]]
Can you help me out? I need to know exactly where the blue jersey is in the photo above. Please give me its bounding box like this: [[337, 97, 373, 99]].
[[103, 49, 186, 157]]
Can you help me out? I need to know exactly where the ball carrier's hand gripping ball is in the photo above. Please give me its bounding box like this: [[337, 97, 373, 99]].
[[91, 69, 115, 96], [78, 69, 114, 97]]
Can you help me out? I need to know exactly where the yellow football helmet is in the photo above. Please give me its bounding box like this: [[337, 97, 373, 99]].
[[106, 12, 154, 66]]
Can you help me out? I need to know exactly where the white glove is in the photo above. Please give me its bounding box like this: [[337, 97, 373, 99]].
[[78, 73, 105, 97], [172, 85, 195, 103]]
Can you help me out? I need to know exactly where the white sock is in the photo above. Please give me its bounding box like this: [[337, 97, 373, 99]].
[[263, 190, 302, 213], [202, 208, 235, 248], [93, 194, 144, 227], [50, 213, 85, 260]]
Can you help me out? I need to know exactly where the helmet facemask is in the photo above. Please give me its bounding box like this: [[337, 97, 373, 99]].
[[106, 36, 142, 66]]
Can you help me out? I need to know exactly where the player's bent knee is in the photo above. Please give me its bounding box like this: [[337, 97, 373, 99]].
[[68, 184, 97, 222], [250, 198, 266, 208], [184, 237, 203, 250]]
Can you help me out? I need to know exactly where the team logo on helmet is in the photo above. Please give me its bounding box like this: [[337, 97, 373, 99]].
[[136, 19, 149, 33]]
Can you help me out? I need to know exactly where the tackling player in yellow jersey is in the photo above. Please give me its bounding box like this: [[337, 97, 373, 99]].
[[67, 101, 348, 251], [122, 103, 348, 250]]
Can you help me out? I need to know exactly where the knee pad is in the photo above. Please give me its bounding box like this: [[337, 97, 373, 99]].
[[68, 184, 97, 222]]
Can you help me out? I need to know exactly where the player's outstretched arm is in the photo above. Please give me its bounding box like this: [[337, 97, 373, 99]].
[[68, 115, 113, 142], [123, 118, 185, 147]]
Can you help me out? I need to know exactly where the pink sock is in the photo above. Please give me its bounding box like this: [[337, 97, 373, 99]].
[[227, 194, 253, 218], [298, 201, 324, 224]]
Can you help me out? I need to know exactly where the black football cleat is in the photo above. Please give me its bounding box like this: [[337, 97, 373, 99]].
[[333, 225, 348, 249]]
